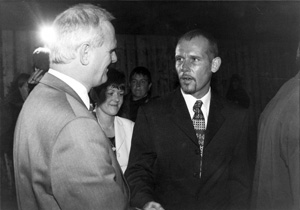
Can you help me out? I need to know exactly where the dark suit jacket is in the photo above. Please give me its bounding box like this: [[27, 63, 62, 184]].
[[125, 88, 251, 210], [14, 73, 129, 210]]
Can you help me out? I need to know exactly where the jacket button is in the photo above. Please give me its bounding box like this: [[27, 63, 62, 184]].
[[195, 149, 200, 155]]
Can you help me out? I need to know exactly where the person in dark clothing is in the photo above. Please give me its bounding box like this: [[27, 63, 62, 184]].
[[27, 47, 50, 93], [0, 73, 30, 199], [125, 29, 251, 210], [226, 74, 250, 108], [1, 73, 30, 159], [118, 66, 153, 122]]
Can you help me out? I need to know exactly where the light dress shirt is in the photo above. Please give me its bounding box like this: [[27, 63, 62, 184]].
[[48, 69, 90, 109], [181, 87, 211, 128]]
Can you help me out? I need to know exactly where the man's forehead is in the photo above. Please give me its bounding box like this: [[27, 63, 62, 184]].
[[103, 21, 117, 46], [175, 38, 209, 55]]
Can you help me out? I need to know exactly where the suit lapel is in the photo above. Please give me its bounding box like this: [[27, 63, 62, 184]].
[[169, 89, 199, 146], [205, 93, 225, 147], [39, 73, 86, 108]]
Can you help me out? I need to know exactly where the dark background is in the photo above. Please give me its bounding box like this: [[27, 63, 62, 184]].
[[1, 0, 300, 41]]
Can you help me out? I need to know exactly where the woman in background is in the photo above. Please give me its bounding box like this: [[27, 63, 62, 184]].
[[90, 68, 134, 173]]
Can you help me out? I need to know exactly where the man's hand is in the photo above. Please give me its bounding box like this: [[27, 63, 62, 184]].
[[143, 201, 165, 210]]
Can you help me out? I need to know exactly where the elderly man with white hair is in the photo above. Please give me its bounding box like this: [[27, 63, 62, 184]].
[[13, 4, 129, 210]]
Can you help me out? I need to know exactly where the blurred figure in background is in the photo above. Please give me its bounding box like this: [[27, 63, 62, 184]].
[[226, 73, 250, 108], [0, 73, 30, 201], [27, 47, 50, 93], [251, 45, 300, 210], [118, 66, 153, 122], [1, 73, 30, 159], [90, 68, 134, 173]]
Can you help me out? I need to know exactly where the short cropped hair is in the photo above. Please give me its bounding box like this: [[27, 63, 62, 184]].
[[178, 29, 219, 59], [129, 66, 152, 84], [47, 4, 115, 64], [90, 68, 125, 105]]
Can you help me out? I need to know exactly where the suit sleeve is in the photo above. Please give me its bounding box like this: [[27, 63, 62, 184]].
[[125, 106, 157, 209], [280, 107, 300, 210], [229, 110, 251, 210], [51, 117, 128, 210]]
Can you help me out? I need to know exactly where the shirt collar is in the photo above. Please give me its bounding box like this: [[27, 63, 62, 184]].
[[181, 88, 211, 124], [48, 69, 90, 109]]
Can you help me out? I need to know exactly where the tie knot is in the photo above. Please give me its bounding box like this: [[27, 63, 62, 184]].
[[193, 100, 203, 113]]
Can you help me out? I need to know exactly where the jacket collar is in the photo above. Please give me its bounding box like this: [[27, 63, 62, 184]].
[[205, 93, 225, 147], [39, 72, 86, 108], [169, 88, 199, 145]]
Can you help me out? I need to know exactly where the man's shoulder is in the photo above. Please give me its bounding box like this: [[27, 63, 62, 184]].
[[26, 83, 92, 121], [142, 89, 179, 111]]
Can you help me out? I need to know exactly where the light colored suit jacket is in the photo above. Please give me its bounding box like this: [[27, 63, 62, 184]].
[[13, 73, 129, 210], [114, 116, 134, 173]]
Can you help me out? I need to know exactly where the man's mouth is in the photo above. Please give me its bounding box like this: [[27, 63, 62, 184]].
[[180, 75, 194, 82]]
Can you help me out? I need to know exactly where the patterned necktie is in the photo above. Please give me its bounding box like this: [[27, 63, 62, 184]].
[[192, 100, 205, 178]]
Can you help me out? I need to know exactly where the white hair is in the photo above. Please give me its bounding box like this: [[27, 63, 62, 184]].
[[47, 4, 115, 64]]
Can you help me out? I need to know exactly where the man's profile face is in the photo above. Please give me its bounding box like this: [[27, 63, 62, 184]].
[[130, 73, 151, 100], [91, 21, 117, 87], [175, 36, 216, 99]]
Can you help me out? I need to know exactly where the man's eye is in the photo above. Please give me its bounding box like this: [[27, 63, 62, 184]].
[[192, 57, 200, 62], [175, 57, 183, 62]]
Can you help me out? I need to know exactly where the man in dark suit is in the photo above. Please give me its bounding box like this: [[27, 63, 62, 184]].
[[13, 4, 129, 210], [125, 29, 251, 210]]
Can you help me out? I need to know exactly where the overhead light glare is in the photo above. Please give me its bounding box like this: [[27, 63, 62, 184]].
[[40, 26, 56, 45]]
